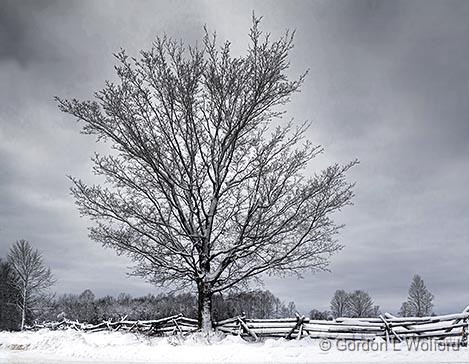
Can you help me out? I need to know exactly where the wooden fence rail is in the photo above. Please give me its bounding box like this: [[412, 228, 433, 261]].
[[26, 306, 469, 345]]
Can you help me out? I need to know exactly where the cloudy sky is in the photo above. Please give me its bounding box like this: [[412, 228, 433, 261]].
[[1, 0, 468, 315]]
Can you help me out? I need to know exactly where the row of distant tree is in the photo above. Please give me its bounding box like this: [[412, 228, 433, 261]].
[[309, 274, 434, 320], [33, 289, 297, 325], [0, 240, 435, 331]]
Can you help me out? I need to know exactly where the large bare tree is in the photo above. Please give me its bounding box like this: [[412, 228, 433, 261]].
[[8, 240, 55, 330], [57, 18, 356, 332]]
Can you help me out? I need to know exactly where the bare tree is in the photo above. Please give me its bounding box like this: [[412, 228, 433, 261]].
[[8, 240, 55, 330], [330, 289, 350, 318], [57, 17, 356, 332], [347, 290, 377, 318], [399, 301, 411, 317], [309, 308, 331, 320], [399, 274, 434, 317]]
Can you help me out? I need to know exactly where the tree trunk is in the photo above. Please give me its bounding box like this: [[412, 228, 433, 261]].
[[20, 307, 25, 331], [21, 286, 26, 331], [197, 281, 213, 334]]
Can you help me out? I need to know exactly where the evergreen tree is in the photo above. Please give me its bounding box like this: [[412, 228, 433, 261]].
[[0, 259, 22, 330]]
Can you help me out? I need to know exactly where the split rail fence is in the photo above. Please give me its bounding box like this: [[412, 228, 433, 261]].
[[26, 306, 469, 345]]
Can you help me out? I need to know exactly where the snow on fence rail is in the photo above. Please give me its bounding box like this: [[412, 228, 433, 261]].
[[26, 306, 469, 345]]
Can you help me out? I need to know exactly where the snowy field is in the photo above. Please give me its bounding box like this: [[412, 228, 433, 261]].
[[1, 329, 468, 363]]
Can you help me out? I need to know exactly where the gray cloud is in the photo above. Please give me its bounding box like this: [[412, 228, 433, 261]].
[[0, 0, 57, 66], [1, 0, 468, 315]]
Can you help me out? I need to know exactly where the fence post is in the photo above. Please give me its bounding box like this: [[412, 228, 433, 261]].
[[237, 316, 258, 341], [379, 315, 402, 343], [461, 318, 468, 347], [172, 318, 183, 335], [296, 319, 304, 340], [285, 313, 305, 340]]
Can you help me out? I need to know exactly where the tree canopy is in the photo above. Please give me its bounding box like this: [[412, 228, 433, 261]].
[[57, 17, 356, 331]]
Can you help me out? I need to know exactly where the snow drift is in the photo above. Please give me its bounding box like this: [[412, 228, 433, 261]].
[[1, 329, 469, 363]]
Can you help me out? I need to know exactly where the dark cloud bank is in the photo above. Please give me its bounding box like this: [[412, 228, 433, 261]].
[[1, 0, 468, 314]]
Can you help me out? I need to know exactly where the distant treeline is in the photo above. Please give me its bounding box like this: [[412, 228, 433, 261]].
[[0, 283, 298, 330], [37, 289, 297, 324]]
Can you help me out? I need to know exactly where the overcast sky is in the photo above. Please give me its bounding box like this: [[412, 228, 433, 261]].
[[1, 0, 468, 315]]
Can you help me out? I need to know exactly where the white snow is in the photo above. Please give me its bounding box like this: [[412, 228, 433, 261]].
[[0, 329, 468, 363]]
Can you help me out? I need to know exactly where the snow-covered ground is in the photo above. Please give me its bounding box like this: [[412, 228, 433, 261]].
[[1, 329, 468, 363]]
